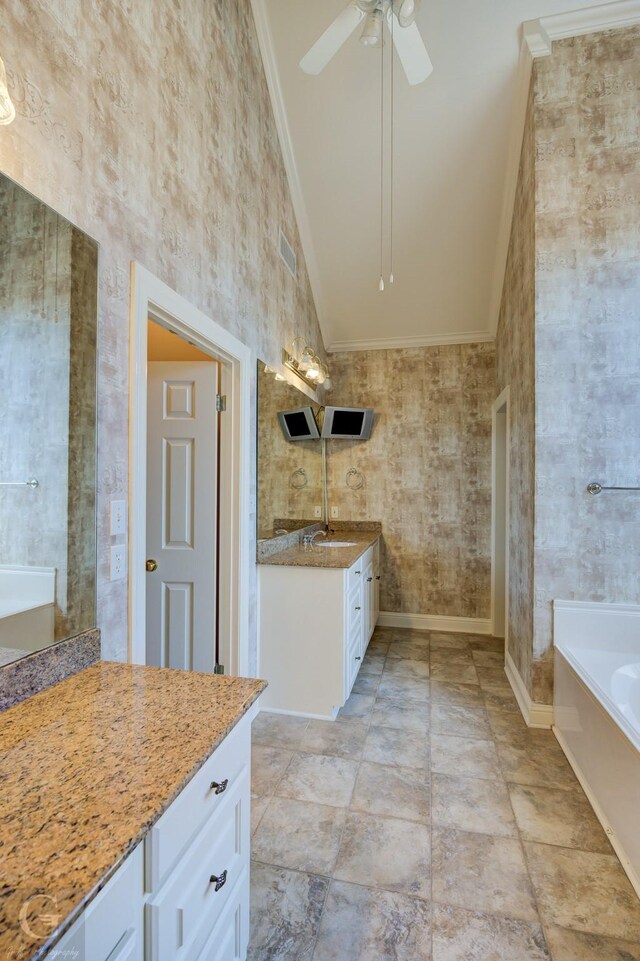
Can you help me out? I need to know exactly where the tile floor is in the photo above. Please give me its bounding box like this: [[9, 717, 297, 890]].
[[247, 627, 640, 960]]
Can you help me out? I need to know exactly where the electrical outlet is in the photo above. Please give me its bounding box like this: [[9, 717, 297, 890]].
[[331, 506, 339, 519], [110, 545, 126, 581], [314, 506, 322, 518], [110, 499, 127, 536]]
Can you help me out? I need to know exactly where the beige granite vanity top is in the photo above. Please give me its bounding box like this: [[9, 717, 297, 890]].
[[257, 528, 380, 569], [0, 661, 266, 961]]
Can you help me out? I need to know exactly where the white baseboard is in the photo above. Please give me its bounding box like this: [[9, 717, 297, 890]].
[[505, 651, 554, 728], [553, 726, 640, 899], [258, 706, 339, 722], [377, 612, 491, 634]]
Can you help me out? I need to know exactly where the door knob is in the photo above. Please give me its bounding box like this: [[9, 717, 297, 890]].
[[146, 559, 158, 573]]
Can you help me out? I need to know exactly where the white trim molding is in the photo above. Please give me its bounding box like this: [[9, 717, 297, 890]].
[[490, 0, 640, 336], [327, 330, 495, 353], [378, 612, 491, 635], [505, 651, 554, 728], [128, 263, 253, 676]]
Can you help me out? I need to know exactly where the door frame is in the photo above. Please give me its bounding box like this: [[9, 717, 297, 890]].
[[129, 263, 252, 676], [490, 385, 510, 652]]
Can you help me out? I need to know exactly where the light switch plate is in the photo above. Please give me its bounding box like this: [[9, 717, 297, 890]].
[[110, 545, 126, 581], [314, 506, 322, 518], [110, 500, 127, 536]]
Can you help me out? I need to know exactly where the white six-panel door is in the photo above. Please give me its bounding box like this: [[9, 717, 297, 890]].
[[146, 361, 218, 672]]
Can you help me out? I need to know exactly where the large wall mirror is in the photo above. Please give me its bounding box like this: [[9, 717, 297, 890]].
[[257, 361, 326, 540], [0, 173, 98, 668]]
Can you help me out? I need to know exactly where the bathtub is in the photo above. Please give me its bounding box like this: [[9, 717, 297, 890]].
[[554, 599, 640, 896], [0, 566, 56, 659]]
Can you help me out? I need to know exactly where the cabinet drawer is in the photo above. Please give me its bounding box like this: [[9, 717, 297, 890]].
[[54, 845, 144, 961], [146, 714, 251, 892], [347, 559, 364, 593], [146, 768, 249, 961], [195, 872, 249, 961], [347, 583, 362, 636]]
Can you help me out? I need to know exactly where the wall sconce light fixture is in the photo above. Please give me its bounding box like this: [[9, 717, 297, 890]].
[[0, 55, 15, 126], [284, 338, 331, 389]]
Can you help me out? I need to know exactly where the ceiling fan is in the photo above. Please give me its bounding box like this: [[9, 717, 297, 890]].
[[300, 0, 433, 86]]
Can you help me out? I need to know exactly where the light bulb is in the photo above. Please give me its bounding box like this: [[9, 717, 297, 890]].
[[307, 365, 321, 380], [379, 276, 385, 292], [274, 372, 286, 381], [389, 272, 394, 284], [360, 9, 383, 47], [299, 347, 315, 372], [0, 55, 15, 126]]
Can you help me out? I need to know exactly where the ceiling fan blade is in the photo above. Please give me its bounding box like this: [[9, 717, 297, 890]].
[[388, 12, 433, 85], [300, 2, 365, 75]]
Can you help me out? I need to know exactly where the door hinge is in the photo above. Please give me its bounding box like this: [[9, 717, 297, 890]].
[[214, 663, 225, 675], [216, 394, 227, 413]]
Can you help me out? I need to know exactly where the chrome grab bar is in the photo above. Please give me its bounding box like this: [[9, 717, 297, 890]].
[[587, 482, 640, 495], [0, 478, 39, 489]]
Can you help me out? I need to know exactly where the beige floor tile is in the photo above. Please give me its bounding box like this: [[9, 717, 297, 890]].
[[313, 881, 432, 961], [524, 842, 640, 940], [430, 632, 471, 651], [469, 635, 505, 652], [383, 657, 431, 679], [352, 672, 381, 695], [252, 797, 346, 875], [378, 673, 431, 703], [509, 783, 612, 853], [367, 638, 391, 655], [432, 773, 517, 836], [339, 691, 376, 717], [251, 794, 270, 836], [431, 734, 502, 780], [334, 812, 431, 900], [300, 716, 369, 760], [432, 827, 538, 920], [370, 697, 430, 735], [360, 653, 386, 676], [430, 659, 479, 686], [545, 925, 640, 960], [494, 730, 577, 790], [482, 687, 521, 713], [471, 650, 505, 667], [276, 752, 358, 807], [251, 744, 293, 796], [252, 712, 310, 749], [432, 904, 550, 960], [476, 665, 512, 693], [351, 761, 430, 823], [431, 699, 491, 739], [363, 724, 429, 769], [431, 680, 484, 706], [386, 640, 431, 662], [248, 862, 329, 961], [487, 707, 529, 738]]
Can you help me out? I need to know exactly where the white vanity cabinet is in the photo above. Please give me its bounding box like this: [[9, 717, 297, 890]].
[[259, 539, 380, 719], [52, 709, 255, 961]]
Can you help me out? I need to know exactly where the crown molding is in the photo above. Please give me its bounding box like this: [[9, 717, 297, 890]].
[[326, 330, 495, 353], [489, 0, 640, 338], [249, 0, 328, 343]]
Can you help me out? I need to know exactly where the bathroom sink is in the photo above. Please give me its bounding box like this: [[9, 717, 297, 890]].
[[316, 540, 358, 547]]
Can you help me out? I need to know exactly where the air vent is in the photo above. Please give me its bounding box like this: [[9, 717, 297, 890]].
[[278, 228, 297, 278]]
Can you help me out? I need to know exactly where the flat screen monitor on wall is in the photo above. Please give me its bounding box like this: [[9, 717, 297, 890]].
[[277, 407, 320, 442], [321, 407, 374, 440]]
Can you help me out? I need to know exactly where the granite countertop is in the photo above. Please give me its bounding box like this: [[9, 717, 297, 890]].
[[257, 528, 380, 569], [0, 662, 266, 961]]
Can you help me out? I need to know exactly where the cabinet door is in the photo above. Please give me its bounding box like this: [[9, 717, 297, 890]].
[[363, 562, 374, 651]]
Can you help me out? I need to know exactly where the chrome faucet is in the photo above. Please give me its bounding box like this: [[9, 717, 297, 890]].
[[303, 529, 327, 548]]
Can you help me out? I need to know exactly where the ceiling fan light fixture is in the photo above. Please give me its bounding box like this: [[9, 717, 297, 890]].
[[360, 9, 383, 47], [393, 0, 421, 28]]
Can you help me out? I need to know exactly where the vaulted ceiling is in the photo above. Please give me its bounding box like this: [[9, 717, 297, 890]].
[[252, 0, 623, 351]]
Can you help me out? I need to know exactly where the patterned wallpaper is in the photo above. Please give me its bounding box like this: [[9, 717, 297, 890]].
[[532, 27, 640, 703], [327, 344, 496, 619], [0, 0, 324, 665], [495, 77, 536, 695], [497, 26, 640, 706]]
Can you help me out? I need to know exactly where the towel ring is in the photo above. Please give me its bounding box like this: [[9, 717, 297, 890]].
[[289, 468, 307, 490], [346, 467, 365, 491]]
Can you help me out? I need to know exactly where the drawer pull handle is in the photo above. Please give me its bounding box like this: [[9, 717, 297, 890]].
[[355, 656, 361, 661], [376, 575, 381, 581], [355, 606, 361, 611], [210, 870, 228, 892], [210, 779, 229, 795], [367, 577, 372, 582], [355, 570, 361, 575]]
